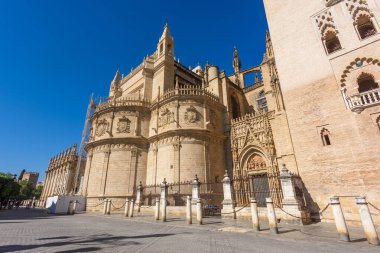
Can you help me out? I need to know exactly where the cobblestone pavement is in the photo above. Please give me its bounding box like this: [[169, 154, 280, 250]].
[[0, 208, 378, 253]]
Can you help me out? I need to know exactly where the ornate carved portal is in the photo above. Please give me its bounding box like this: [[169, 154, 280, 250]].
[[231, 112, 282, 207]]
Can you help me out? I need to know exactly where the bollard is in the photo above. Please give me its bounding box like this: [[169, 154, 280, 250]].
[[107, 199, 111, 215], [124, 198, 130, 217], [161, 199, 167, 222], [103, 199, 108, 215], [196, 198, 202, 225], [72, 200, 78, 215], [330, 196, 350, 242], [186, 196, 192, 225], [155, 197, 160, 220], [266, 198, 278, 234], [250, 198, 260, 231], [356, 196, 379, 246], [129, 199, 135, 218]]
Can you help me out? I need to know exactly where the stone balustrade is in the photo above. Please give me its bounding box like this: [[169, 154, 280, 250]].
[[346, 88, 380, 113], [94, 95, 151, 114], [151, 86, 219, 104]]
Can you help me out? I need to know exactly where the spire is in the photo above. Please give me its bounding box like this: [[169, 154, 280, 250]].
[[160, 22, 173, 41], [232, 46, 241, 73], [111, 69, 121, 86]]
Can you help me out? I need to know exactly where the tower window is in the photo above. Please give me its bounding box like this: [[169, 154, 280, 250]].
[[324, 31, 342, 54], [160, 44, 164, 54], [357, 73, 378, 93], [257, 91, 268, 112], [357, 15, 377, 40], [321, 128, 331, 146]]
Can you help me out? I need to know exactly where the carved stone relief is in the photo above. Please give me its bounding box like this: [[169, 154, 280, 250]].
[[95, 119, 109, 137], [158, 108, 175, 127], [116, 116, 131, 133], [184, 106, 198, 124]]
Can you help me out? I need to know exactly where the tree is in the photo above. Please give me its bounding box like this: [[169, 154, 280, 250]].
[[32, 185, 43, 199], [18, 180, 33, 200], [0, 173, 20, 203]]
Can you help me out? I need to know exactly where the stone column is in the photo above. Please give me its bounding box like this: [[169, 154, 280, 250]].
[[250, 198, 260, 231], [155, 197, 160, 220], [82, 152, 93, 196], [221, 170, 234, 215], [186, 196, 192, 224], [196, 198, 202, 225], [279, 164, 309, 224], [129, 199, 135, 218], [191, 175, 201, 204], [103, 199, 108, 215], [355, 196, 379, 245], [106, 199, 111, 215], [160, 179, 168, 222], [266, 197, 278, 234], [136, 182, 143, 213], [72, 200, 78, 215], [330, 196, 350, 242], [124, 198, 130, 217], [101, 151, 111, 195]]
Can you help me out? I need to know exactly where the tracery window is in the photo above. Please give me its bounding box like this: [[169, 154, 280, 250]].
[[321, 128, 332, 146], [257, 91, 268, 112]]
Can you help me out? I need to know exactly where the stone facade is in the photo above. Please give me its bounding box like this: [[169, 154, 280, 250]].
[[40, 144, 85, 204], [263, 0, 380, 223], [82, 24, 301, 217], [21, 172, 39, 189]]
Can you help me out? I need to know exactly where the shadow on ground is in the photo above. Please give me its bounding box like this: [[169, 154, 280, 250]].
[[0, 232, 177, 252]]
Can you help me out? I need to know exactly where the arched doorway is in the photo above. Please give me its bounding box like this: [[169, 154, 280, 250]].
[[247, 154, 270, 207]]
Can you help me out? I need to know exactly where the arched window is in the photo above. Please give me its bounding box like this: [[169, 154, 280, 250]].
[[231, 95, 241, 119], [356, 14, 377, 40], [357, 73, 378, 93], [324, 31, 342, 54], [257, 91, 268, 112], [321, 128, 331, 146]]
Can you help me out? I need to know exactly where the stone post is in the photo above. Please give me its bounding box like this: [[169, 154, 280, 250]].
[[196, 198, 202, 225], [186, 196, 192, 225], [355, 196, 379, 245], [136, 181, 143, 213], [155, 197, 160, 220], [124, 198, 130, 217], [129, 198, 135, 218], [72, 200, 78, 215], [330, 196, 350, 242], [222, 170, 234, 216], [106, 199, 111, 215], [160, 179, 168, 222], [250, 198, 260, 231], [279, 164, 309, 224], [103, 199, 108, 215], [266, 197, 278, 234], [191, 175, 201, 204]]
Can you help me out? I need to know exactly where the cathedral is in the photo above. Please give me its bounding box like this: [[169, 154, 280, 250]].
[[41, 0, 380, 224]]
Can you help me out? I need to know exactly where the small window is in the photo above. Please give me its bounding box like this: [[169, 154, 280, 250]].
[[324, 31, 342, 54], [160, 44, 164, 54], [257, 91, 268, 112], [321, 128, 331, 146], [357, 15, 377, 40]]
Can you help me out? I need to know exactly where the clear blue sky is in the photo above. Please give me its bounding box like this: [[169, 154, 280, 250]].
[[0, 0, 268, 181]]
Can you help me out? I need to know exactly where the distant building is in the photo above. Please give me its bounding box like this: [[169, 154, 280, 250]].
[[21, 172, 39, 189]]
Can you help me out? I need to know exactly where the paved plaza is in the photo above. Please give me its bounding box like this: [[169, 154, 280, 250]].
[[0, 208, 378, 253]]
